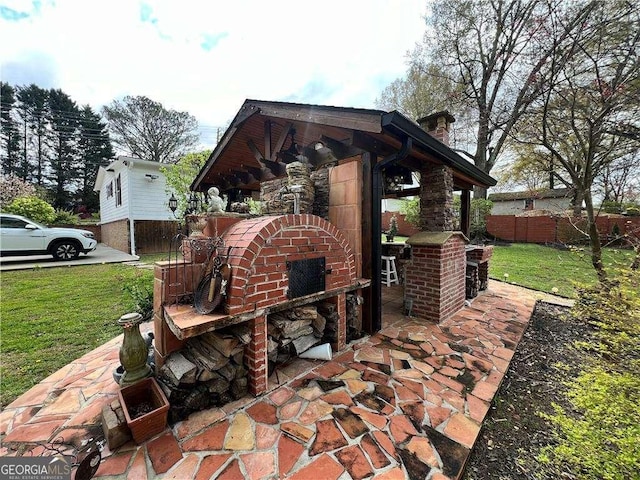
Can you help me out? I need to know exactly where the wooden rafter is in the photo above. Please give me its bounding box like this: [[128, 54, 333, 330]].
[[264, 120, 272, 160], [270, 122, 293, 160]]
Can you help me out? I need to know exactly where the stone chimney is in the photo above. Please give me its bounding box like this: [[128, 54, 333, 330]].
[[417, 111, 455, 146]]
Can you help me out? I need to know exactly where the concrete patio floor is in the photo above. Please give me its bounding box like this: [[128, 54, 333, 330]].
[[1, 281, 540, 479]]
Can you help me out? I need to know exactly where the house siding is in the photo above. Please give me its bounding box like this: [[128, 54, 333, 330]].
[[128, 163, 175, 221], [491, 197, 571, 215]]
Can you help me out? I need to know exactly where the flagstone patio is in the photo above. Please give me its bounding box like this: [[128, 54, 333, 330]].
[[1, 281, 539, 479]]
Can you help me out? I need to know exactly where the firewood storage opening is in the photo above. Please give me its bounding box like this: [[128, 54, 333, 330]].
[[155, 214, 371, 419]]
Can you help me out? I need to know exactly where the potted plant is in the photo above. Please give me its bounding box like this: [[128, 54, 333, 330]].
[[386, 215, 399, 242], [118, 377, 169, 444]]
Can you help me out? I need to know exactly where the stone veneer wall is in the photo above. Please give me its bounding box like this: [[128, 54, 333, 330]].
[[310, 165, 330, 220], [420, 163, 455, 232], [405, 232, 467, 323], [260, 161, 314, 214]]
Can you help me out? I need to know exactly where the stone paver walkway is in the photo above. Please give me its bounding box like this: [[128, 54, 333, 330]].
[[1, 281, 537, 479]]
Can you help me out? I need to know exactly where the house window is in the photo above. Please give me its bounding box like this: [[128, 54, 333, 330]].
[[115, 174, 122, 207], [524, 198, 534, 210], [106, 181, 113, 198]]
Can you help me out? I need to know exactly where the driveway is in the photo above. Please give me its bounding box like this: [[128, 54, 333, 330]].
[[0, 243, 139, 271]]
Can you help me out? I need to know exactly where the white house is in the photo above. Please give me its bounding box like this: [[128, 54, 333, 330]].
[[488, 188, 574, 215], [94, 156, 177, 255]]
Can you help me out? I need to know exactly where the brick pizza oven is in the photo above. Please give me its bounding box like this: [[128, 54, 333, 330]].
[[153, 214, 369, 397]]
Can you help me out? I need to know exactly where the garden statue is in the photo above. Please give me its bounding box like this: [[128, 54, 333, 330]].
[[207, 186, 224, 213]]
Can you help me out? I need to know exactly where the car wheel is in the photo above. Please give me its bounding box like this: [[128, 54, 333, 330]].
[[52, 241, 81, 260]]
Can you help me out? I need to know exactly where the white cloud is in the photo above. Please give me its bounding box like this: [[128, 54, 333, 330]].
[[1, 0, 426, 144]]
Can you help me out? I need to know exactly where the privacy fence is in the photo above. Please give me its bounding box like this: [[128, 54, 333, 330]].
[[486, 214, 640, 244]]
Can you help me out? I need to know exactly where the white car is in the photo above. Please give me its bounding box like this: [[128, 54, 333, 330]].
[[0, 213, 97, 260]]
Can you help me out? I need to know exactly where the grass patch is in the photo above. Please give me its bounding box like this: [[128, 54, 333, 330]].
[[488, 244, 635, 298], [0, 264, 149, 408], [138, 252, 173, 264]]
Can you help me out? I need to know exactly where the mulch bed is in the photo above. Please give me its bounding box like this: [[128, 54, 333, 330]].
[[464, 301, 588, 479]]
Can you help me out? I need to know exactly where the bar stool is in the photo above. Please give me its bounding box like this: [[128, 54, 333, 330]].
[[381, 255, 399, 286]]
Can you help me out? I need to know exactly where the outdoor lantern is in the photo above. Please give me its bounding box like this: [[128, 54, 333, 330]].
[[168, 193, 178, 216], [188, 193, 199, 213]]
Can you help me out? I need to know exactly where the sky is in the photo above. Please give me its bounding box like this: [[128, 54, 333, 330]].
[[0, 0, 428, 148]]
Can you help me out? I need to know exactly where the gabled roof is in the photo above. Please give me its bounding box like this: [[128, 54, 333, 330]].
[[94, 156, 165, 191], [488, 188, 573, 201], [192, 99, 496, 192]]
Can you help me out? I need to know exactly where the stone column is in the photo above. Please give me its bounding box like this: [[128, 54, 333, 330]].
[[420, 164, 455, 232]]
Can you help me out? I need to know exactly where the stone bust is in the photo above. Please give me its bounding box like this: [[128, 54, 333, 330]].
[[207, 187, 224, 213]]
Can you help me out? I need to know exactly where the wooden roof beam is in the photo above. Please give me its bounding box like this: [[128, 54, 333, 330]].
[[247, 138, 287, 176], [270, 122, 293, 161]]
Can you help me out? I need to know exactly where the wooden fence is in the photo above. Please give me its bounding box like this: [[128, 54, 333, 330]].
[[487, 214, 640, 244], [134, 220, 180, 255]]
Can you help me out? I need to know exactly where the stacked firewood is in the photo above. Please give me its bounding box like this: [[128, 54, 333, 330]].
[[346, 293, 364, 342], [156, 324, 250, 422], [267, 306, 324, 366]]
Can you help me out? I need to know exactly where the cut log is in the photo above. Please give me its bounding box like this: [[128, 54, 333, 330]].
[[161, 352, 197, 386], [199, 331, 243, 357], [312, 314, 327, 334], [186, 337, 230, 371], [217, 362, 237, 382], [292, 334, 320, 355], [288, 306, 318, 320], [205, 375, 230, 395], [227, 324, 252, 344]]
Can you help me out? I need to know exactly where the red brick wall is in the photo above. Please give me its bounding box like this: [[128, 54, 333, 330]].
[[405, 235, 466, 323], [487, 215, 640, 243], [221, 214, 357, 316]]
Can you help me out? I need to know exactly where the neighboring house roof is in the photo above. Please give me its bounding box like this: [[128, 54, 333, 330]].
[[191, 99, 496, 193], [488, 188, 573, 202], [94, 156, 165, 192]]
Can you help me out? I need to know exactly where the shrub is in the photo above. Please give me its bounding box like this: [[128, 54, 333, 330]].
[[52, 209, 79, 225], [624, 206, 640, 216], [601, 200, 623, 214], [120, 269, 154, 320], [540, 369, 640, 480], [540, 262, 640, 478], [400, 197, 420, 227], [4, 196, 55, 224]]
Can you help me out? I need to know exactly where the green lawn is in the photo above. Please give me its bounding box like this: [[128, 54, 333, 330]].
[[0, 264, 152, 408], [489, 243, 635, 298]]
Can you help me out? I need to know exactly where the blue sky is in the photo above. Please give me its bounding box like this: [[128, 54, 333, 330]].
[[0, 0, 427, 148]]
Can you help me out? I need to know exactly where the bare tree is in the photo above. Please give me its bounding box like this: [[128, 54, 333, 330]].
[[518, 1, 640, 281], [595, 152, 640, 206], [402, 0, 597, 198], [102, 96, 199, 163]]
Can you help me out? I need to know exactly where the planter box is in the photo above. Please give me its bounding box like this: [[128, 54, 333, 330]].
[[118, 377, 169, 444]]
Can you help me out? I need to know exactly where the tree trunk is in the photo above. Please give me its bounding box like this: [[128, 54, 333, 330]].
[[473, 185, 488, 199], [572, 188, 584, 216], [583, 190, 607, 284]]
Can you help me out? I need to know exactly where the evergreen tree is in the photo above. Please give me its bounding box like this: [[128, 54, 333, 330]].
[[0, 82, 22, 175], [16, 84, 49, 184], [78, 105, 114, 212], [47, 89, 79, 209]]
